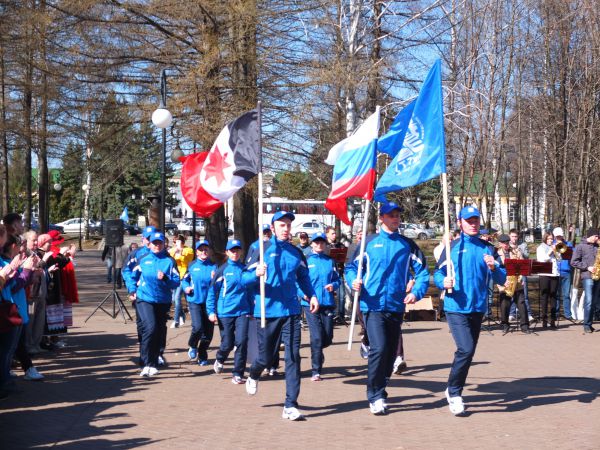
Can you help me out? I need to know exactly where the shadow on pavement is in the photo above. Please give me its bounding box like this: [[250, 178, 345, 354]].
[[0, 329, 158, 449]]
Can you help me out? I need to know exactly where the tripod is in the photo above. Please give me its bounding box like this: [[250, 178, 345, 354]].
[[85, 246, 133, 323], [481, 282, 500, 334]]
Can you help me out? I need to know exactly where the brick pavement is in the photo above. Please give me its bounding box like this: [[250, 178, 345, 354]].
[[1, 249, 599, 449]]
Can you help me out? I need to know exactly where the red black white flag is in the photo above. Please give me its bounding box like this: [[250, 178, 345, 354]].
[[180, 110, 260, 218]]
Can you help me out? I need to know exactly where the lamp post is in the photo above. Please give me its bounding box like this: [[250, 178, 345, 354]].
[[151, 69, 172, 233], [79, 184, 89, 251]]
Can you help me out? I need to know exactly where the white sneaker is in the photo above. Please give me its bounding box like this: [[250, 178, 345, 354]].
[[508, 315, 515, 322], [147, 367, 159, 377], [158, 355, 166, 366], [24, 367, 44, 381], [140, 366, 150, 377], [179, 317, 185, 326], [528, 315, 534, 322], [282, 406, 304, 421], [214, 360, 224, 374], [445, 388, 465, 415], [369, 398, 387, 415], [246, 376, 258, 395], [392, 356, 407, 375], [169, 321, 178, 329]]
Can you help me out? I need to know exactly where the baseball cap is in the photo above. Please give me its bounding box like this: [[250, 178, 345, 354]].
[[480, 229, 489, 235], [379, 202, 402, 215], [150, 232, 165, 243], [195, 239, 210, 249], [262, 224, 272, 233], [459, 206, 480, 220], [271, 211, 295, 223], [226, 239, 242, 250], [143, 226, 157, 238], [553, 227, 564, 237], [498, 234, 510, 243], [311, 232, 327, 243]]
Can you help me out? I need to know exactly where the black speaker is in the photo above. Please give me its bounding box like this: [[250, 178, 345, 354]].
[[105, 220, 124, 247]]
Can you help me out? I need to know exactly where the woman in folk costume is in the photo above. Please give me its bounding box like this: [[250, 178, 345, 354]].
[[37, 234, 70, 339], [48, 230, 79, 331]]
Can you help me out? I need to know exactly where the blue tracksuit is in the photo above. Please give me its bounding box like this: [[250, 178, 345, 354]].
[[344, 229, 430, 404], [300, 251, 340, 377], [299, 252, 340, 308], [130, 250, 180, 303], [244, 236, 316, 409], [434, 232, 506, 397], [243, 236, 316, 318], [207, 259, 252, 377], [207, 260, 252, 317], [345, 230, 430, 313], [123, 245, 151, 294], [181, 258, 216, 305], [434, 233, 507, 313]]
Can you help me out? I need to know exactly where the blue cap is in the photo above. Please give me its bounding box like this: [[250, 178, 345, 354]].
[[479, 228, 489, 235], [195, 239, 210, 249], [150, 232, 165, 242], [271, 211, 295, 223], [262, 224, 272, 232], [226, 239, 242, 250], [459, 206, 480, 220], [143, 226, 157, 238], [379, 202, 402, 215], [311, 232, 327, 243]]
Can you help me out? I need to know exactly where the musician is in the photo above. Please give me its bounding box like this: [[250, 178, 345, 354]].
[[434, 206, 506, 416], [536, 232, 560, 328], [496, 234, 530, 334], [570, 228, 600, 333], [553, 227, 574, 321], [508, 229, 534, 322], [346, 202, 429, 415]]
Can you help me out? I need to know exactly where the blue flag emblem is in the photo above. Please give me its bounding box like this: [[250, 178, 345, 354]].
[[374, 59, 446, 202]]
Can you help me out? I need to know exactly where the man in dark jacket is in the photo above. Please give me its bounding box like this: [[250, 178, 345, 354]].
[[570, 228, 599, 333]]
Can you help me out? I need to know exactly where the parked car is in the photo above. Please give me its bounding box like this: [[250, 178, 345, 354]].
[[164, 223, 178, 236], [177, 218, 206, 236], [291, 220, 326, 238], [29, 221, 65, 234], [55, 218, 85, 233], [399, 223, 436, 240]]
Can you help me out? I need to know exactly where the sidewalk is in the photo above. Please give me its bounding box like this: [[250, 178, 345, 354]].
[[1, 249, 599, 449]]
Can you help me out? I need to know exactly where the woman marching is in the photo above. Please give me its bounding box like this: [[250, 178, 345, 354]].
[[129, 231, 180, 377], [169, 235, 194, 328], [301, 232, 340, 381], [207, 240, 253, 384], [181, 240, 216, 365]]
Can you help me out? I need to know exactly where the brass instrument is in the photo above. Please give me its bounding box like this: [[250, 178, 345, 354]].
[[504, 275, 519, 297], [555, 242, 568, 254], [592, 249, 600, 281]]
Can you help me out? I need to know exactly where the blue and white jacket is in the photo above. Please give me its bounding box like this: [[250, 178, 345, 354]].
[[206, 259, 252, 318], [123, 245, 151, 294], [434, 233, 507, 313], [181, 258, 216, 304], [345, 230, 429, 313], [129, 250, 180, 304], [243, 236, 316, 318], [0, 258, 32, 324], [298, 252, 340, 308]]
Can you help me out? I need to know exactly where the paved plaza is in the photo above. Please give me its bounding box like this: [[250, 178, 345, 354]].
[[1, 249, 599, 449]]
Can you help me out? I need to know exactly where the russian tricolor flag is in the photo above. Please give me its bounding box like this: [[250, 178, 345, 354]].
[[324, 111, 379, 225]]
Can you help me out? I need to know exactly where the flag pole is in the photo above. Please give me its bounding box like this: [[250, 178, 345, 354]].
[[441, 172, 454, 292], [257, 101, 266, 328], [347, 198, 370, 350]]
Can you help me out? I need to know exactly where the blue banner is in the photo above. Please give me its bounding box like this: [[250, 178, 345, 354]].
[[374, 59, 446, 202], [119, 206, 129, 223]]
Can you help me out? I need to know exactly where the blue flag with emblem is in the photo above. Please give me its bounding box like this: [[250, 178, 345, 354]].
[[119, 206, 129, 223], [374, 59, 446, 202]]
